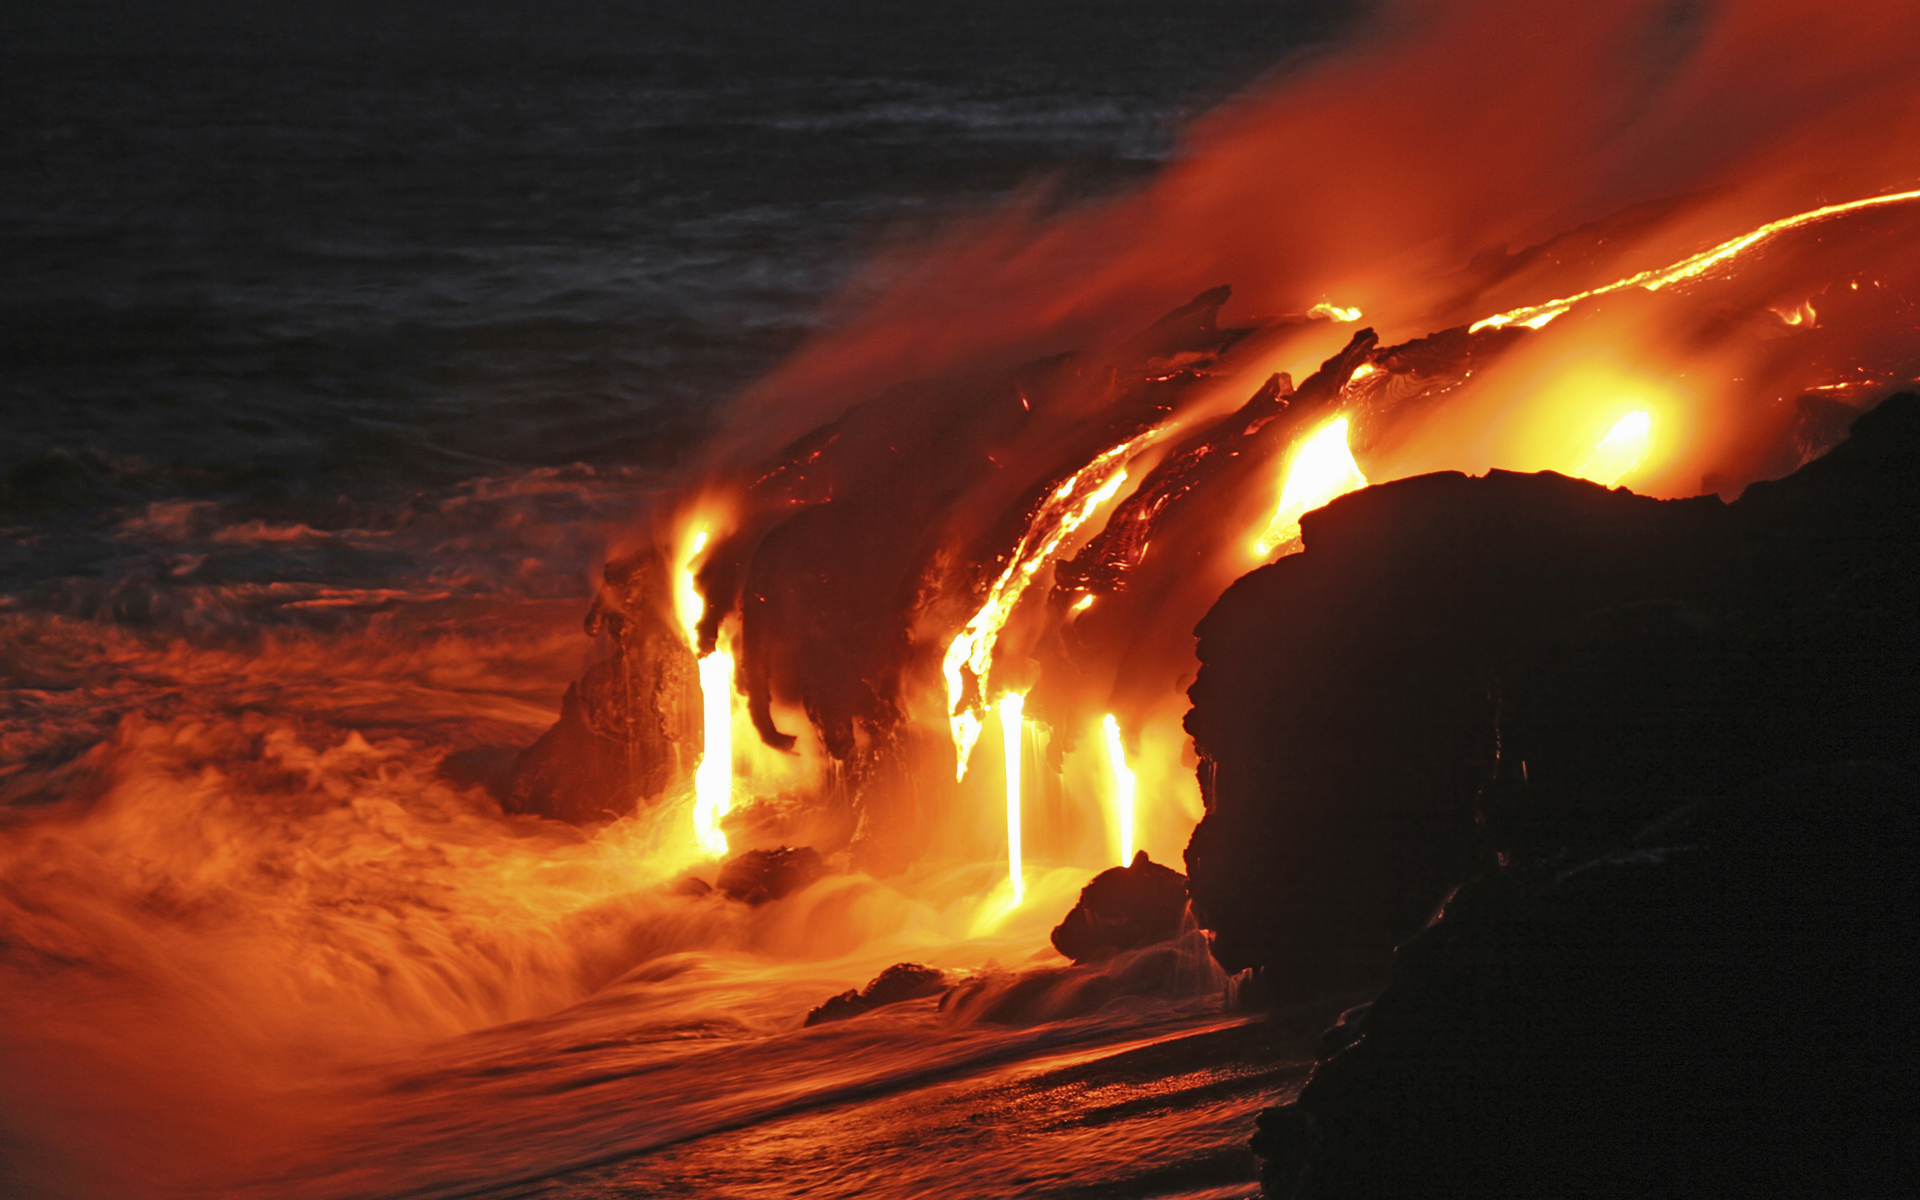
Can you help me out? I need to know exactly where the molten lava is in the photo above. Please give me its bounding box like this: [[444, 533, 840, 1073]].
[[675, 529, 709, 637], [693, 649, 736, 857], [1101, 714, 1137, 867], [1000, 692, 1027, 904], [1310, 302, 1364, 323], [944, 430, 1159, 779], [678, 526, 734, 857], [1251, 415, 1369, 558], [1472, 186, 1920, 333], [1577, 410, 1654, 488]]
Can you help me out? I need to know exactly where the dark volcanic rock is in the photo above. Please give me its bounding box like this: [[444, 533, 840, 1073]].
[[1050, 851, 1190, 963], [1184, 469, 1713, 995], [714, 845, 827, 905], [501, 289, 1260, 846], [1182, 393, 1920, 1196], [941, 929, 1221, 1025], [1253, 763, 1920, 1199], [504, 549, 701, 825], [804, 962, 950, 1026], [1184, 393, 1920, 999]]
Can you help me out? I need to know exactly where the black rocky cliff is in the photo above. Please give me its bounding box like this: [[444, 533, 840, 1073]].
[[1184, 392, 1920, 996], [1179, 394, 1920, 1196]]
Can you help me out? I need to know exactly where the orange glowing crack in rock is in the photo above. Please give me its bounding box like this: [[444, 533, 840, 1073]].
[[943, 427, 1165, 779], [1471, 187, 1920, 333], [1309, 301, 1364, 322], [1250, 415, 1369, 558]]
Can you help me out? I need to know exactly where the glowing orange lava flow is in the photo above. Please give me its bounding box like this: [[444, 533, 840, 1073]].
[[1575, 410, 1653, 487], [1251, 415, 1369, 558], [1472, 186, 1920, 332], [677, 528, 733, 857], [944, 428, 1164, 779], [674, 530, 708, 638], [1310, 301, 1364, 322], [1101, 714, 1136, 866], [693, 650, 735, 857], [1000, 693, 1026, 904]]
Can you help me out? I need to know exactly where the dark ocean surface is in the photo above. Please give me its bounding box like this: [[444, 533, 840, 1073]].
[[3, 1, 1352, 622]]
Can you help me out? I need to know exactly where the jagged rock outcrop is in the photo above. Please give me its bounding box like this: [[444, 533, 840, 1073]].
[[714, 845, 827, 905], [940, 928, 1223, 1026], [503, 548, 701, 825], [805, 962, 950, 1026], [1173, 393, 1920, 1196], [1184, 392, 1920, 1000], [1050, 850, 1190, 963]]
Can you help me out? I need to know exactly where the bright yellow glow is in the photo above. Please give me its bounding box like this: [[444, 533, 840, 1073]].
[[1101, 714, 1136, 866], [1311, 301, 1364, 322], [1772, 299, 1818, 327], [676, 525, 733, 858], [1000, 693, 1026, 905], [1348, 362, 1381, 383], [1471, 187, 1920, 333], [1069, 594, 1095, 614], [1575, 410, 1653, 487], [1251, 416, 1369, 558], [693, 649, 735, 858], [675, 529, 708, 645], [944, 426, 1166, 779], [1489, 353, 1682, 489]]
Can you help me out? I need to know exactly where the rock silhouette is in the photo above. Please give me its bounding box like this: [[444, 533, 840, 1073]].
[[1050, 851, 1190, 963], [805, 963, 951, 1026], [715, 845, 827, 905], [1185, 393, 1920, 1000], [1185, 394, 1920, 1196]]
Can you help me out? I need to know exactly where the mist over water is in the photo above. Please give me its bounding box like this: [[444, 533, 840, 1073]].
[[2, 5, 1348, 1197]]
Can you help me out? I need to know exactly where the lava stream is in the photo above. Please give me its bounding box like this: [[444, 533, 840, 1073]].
[[1471, 186, 1920, 332], [944, 428, 1163, 778], [1000, 692, 1027, 904], [1101, 714, 1137, 866]]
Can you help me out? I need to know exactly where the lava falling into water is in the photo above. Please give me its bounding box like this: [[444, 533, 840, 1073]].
[[677, 528, 734, 857], [1101, 714, 1136, 866], [943, 429, 1161, 778], [694, 651, 735, 857], [999, 693, 1026, 903]]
